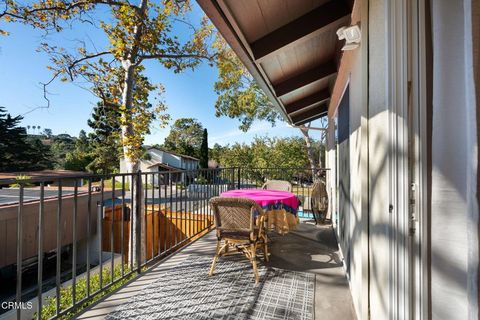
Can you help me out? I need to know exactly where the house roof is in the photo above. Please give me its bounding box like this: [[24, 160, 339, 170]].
[[147, 147, 199, 161], [146, 162, 182, 171], [197, 0, 355, 123], [0, 170, 91, 181]]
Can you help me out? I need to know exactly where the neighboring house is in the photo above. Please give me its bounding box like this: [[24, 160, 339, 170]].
[[208, 159, 219, 169], [119, 147, 199, 185]]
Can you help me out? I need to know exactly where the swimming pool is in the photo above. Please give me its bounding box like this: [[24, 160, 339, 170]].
[[297, 210, 314, 219]]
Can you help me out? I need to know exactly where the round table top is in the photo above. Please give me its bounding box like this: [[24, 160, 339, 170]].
[[220, 189, 299, 213]]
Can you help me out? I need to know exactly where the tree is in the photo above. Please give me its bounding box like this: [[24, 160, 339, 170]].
[[50, 134, 76, 169], [64, 130, 94, 171], [163, 118, 204, 158], [199, 128, 208, 168], [2, 0, 215, 263], [25, 136, 54, 170], [42, 128, 53, 138], [213, 36, 282, 131], [0, 107, 35, 171], [209, 143, 226, 164], [2, 0, 214, 173], [86, 101, 121, 173], [213, 36, 323, 176]]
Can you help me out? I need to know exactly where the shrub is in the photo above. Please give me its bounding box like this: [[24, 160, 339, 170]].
[[9, 175, 35, 188], [36, 264, 135, 320]]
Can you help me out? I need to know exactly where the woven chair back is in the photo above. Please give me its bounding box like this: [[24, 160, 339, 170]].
[[261, 179, 292, 192], [209, 197, 264, 231]]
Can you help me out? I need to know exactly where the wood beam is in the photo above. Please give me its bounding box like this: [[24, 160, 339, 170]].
[[250, 1, 351, 60], [284, 89, 330, 114], [294, 113, 328, 126], [291, 103, 329, 124], [273, 61, 337, 97]]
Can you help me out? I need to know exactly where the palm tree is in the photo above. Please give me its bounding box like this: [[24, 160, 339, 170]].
[[27, 125, 31, 133]]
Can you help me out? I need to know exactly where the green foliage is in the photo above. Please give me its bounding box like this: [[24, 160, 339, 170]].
[[213, 36, 282, 132], [216, 136, 319, 170], [63, 130, 94, 171], [42, 128, 53, 138], [175, 182, 185, 190], [1, 0, 215, 168], [37, 265, 134, 320], [9, 175, 35, 188], [87, 102, 122, 173], [199, 128, 208, 169], [163, 118, 204, 158], [92, 179, 130, 190], [50, 134, 77, 169], [0, 106, 51, 172], [25, 136, 54, 171]]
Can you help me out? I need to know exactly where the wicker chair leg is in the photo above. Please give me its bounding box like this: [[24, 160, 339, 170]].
[[263, 238, 269, 262], [224, 240, 229, 253], [250, 243, 259, 284], [209, 240, 221, 276]]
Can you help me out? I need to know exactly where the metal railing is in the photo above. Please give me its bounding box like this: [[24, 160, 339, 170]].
[[0, 166, 327, 319]]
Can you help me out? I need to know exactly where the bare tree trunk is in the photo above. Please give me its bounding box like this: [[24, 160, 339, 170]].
[[122, 0, 149, 269], [121, 62, 146, 267], [299, 125, 318, 181]]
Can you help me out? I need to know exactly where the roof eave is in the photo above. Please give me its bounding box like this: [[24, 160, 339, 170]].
[[196, 0, 291, 123]]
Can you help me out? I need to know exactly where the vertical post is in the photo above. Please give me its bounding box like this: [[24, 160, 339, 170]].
[[99, 179, 104, 289], [135, 170, 142, 273], [37, 183, 44, 320], [150, 173, 154, 259], [144, 174, 148, 261], [110, 176, 115, 282], [121, 175, 125, 276], [72, 179, 78, 306], [86, 179, 92, 297], [16, 185, 24, 319], [237, 167, 241, 189], [157, 172, 162, 256], [55, 181, 62, 316]]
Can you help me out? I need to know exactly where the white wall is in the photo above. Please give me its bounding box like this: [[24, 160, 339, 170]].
[[329, 19, 367, 320], [430, 1, 479, 319]]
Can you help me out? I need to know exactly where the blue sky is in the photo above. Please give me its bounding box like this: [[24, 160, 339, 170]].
[[0, 2, 318, 146]]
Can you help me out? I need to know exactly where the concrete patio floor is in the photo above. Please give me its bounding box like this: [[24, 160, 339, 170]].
[[77, 222, 356, 320]]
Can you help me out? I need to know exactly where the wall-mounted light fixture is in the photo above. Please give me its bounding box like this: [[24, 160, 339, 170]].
[[336, 24, 361, 51]]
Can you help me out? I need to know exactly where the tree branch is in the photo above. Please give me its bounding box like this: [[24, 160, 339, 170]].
[[138, 52, 216, 62], [18, 0, 140, 15], [67, 51, 112, 76]]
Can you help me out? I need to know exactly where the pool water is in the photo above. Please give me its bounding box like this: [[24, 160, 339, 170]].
[[297, 210, 314, 219]]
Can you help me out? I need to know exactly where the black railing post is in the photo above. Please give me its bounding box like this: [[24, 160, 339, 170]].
[[16, 184, 24, 320], [135, 170, 142, 273], [237, 167, 241, 189]]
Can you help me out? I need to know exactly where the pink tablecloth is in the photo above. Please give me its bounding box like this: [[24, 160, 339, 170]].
[[220, 189, 299, 234], [220, 189, 299, 215]]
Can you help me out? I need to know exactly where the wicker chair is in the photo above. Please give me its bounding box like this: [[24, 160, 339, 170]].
[[261, 179, 292, 192], [311, 180, 328, 224], [208, 197, 268, 284]]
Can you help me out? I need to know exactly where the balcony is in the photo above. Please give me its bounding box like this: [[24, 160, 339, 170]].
[[0, 168, 355, 319]]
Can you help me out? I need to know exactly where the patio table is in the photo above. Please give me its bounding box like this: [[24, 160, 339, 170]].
[[220, 189, 299, 235]]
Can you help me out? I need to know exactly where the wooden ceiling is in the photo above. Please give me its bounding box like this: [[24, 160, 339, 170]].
[[197, 0, 353, 125]]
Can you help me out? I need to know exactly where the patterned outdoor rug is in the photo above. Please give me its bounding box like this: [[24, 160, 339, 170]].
[[106, 254, 314, 320]]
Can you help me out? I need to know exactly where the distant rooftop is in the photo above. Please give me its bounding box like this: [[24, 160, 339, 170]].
[[0, 170, 90, 181], [147, 147, 199, 161]]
